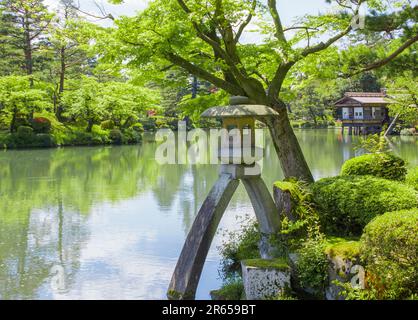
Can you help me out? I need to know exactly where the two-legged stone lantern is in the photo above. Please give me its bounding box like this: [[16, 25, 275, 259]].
[[168, 96, 281, 300]]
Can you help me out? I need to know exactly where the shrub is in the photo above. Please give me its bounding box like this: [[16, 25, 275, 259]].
[[360, 209, 418, 299], [219, 221, 261, 280], [341, 153, 407, 181], [295, 238, 329, 298], [109, 129, 123, 145], [34, 134, 56, 148], [312, 176, 418, 236], [100, 120, 115, 130], [17, 126, 34, 138], [31, 117, 51, 134], [210, 279, 244, 300], [406, 167, 418, 190], [131, 123, 144, 133], [123, 128, 142, 144]]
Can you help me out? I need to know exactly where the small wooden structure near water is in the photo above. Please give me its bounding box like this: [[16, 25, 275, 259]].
[[335, 91, 390, 135]]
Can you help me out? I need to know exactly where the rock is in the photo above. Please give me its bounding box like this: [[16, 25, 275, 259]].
[[241, 259, 291, 300]]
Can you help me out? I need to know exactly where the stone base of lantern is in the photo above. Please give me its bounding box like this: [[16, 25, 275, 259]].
[[241, 259, 291, 300]]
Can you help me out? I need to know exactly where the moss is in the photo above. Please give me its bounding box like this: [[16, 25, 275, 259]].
[[243, 258, 289, 271], [210, 280, 244, 300], [341, 153, 407, 181], [325, 237, 360, 260], [312, 175, 418, 236]]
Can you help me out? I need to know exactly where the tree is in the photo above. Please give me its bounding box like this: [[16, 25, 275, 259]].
[[99, 81, 160, 128], [0, 0, 53, 86], [48, 0, 93, 120], [386, 72, 418, 125], [0, 76, 50, 132], [62, 76, 105, 132], [108, 0, 418, 182]]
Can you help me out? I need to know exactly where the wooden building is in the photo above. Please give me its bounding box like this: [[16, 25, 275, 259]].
[[335, 92, 390, 135]]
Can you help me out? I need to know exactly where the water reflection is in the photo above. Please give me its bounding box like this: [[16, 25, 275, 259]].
[[0, 130, 416, 299]]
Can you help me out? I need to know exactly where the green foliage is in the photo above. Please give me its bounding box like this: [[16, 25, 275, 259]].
[[360, 209, 418, 300], [16, 126, 33, 139], [109, 128, 123, 145], [100, 120, 115, 130], [312, 176, 418, 236], [386, 72, 418, 125], [243, 258, 289, 271], [31, 117, 51, 134], [218, 220, 261, 280], [211, 279, 244, 300], [406, 167, 418, 190], [274, 179, 322, 247], [131, 123, 144, 133], [324, 237, 360, 260], [353, 133, 390, 154], [295, 238, 329, 298], [341, 153, 408, 181], [122, 128, 142, 144]]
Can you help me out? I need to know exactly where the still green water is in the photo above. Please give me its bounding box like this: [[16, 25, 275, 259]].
[[0, 130, 416, 300]]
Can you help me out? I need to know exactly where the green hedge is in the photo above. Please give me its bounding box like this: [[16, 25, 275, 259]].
[[312, 176, 418, 236], [406, 167, 418, 191], [341, 153, 407, 181], [360, 209, 418, 299]]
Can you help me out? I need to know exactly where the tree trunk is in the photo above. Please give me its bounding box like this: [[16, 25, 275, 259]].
[[266, 109, 314, 183], [56, 47, 66, 121], [86, 120, 94, 133]]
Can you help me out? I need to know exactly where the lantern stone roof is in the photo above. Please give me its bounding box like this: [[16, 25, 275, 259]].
[[201, 105, 279, 118]]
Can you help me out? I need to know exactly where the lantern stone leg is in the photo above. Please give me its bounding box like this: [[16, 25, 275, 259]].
[[167, 173, 240, 300], [241, 176, 281, 259]]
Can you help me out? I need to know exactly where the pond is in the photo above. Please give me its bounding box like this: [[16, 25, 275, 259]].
[[0, 129, 416, 300]]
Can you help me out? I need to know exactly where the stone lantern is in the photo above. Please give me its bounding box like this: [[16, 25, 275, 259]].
[[168, 96, 281, 300]]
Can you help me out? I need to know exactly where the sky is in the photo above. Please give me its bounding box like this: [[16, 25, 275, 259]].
[[44, 0, 331, 26], [43, 0, 333, 44]]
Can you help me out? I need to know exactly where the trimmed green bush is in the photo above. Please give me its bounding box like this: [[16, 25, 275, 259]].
[[341, 153, 407, 181], [312, 176, 418, 236], [406, 167, 418, 190], [17, 126, 34, 139], [31, 117, 52, 134], [360, 209, 418, 299]]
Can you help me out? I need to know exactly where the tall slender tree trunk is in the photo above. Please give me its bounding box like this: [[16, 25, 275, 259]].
[[56, 47, 66, 121]]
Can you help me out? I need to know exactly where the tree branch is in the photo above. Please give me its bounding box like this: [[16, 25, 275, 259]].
[[234, 0, 256, 43], [267, 0, 287, 43], [165, 52, 245, 96], [351, 34, 418, 76]]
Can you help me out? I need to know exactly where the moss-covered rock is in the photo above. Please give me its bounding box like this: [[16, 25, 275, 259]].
[[312, 175, 418, 236], [360, 209, 418, 299], [325, 237, 360, 261], [341, 153, 407, 181], [243, 258, 289, 271]]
